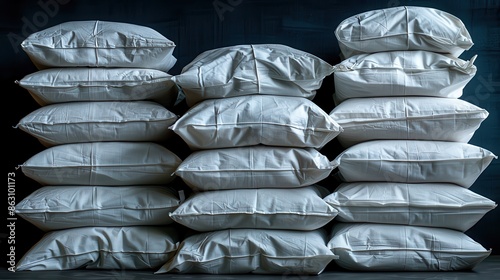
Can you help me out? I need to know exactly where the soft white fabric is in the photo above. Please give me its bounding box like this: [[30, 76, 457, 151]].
[[175, 146, 335, 191], [18, 68, 178, 106], [156, 228, 336, 274], [16, 226, 179, 271], [171, 95, 342, 149], [16, 186, 180, 231], [335, 6, 473, 59], [170, 185, 337, 231], [329, 97, 488, 147], [332, 140, 497, 188], [17, 101, 177, 146], [21, 20, 177, 71], [21, 142, 182, 186], [333, 51, 477, 104], [324, 182, 497, 231], [173, 44, 334, 106], [328, 223, 491, 271]]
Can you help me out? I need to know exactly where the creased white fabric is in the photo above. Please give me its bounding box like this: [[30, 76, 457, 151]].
[[170, 185, 337, 231], [329, 97, 488, 147], [173, 44, 334, 106], [16, 226, 179, 271], [333, 51, 477, 104], [18, 68, 178, 106], [328, 223, 491, 271], [333, 140, 497, 188], [21, 20, 177, 71], [171, 95, 342, 149], [21, 142, 182, 186], [335, 6, 473, 59], [17, 101, 177, 146], [16, 186, 180, 231], [156, 228, 336, 274], [324, 182, 497, 231], [175, 146, 335, 190]]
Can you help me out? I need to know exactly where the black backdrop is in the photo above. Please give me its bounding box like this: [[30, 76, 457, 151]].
[[1, 0, 499, 268]]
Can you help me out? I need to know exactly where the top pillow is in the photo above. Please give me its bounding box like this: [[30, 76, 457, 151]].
[[335, 6, 473, 59], [21, 20, 177, 71], [173, 44, 334, 106]]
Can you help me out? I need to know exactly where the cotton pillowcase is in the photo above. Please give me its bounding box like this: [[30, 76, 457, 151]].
[[324, 182, 497, 231], [17, 68, 178, 107], [21, 142, 182, 186], [17, 101, 177, 146], [175, 146, 335, 191], [16, 226, 179, 271], [332, 140, 497, 188], [171, 95, 342, 149], [21, 20, 177, 71], [156, 228, 336, 274], [169, 185, 338, 231], [335, 6, 473, 59], [173, 44, 334, 106], [332, 51, 477, 104], [329, 97, 488, 147], [16, 186, 181, 231], [328, 223, 491, 271]]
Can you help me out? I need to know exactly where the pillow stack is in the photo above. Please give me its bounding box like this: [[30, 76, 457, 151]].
[[157, 44, 342, 275], [326, 6, 497, 271], [15, 21, 183, 271]]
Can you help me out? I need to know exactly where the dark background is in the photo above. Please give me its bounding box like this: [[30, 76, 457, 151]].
[[1, 0, 499, 268]]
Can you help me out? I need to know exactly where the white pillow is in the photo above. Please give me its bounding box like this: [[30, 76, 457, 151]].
[[21, 20, 177, 71], [16, 186, 180, 231], [17, 68, 178, 106], [333, 51, 477, 104], [328, 223, 491, 271], [332, 140, 497, 188], [156, 228, 336, 274], [175, 146, 335, 191], [21, 142, 182, 186], [173, 44, 334, 106], [16, 226, 179, 271], [329, 97, 488, 147], [171, 95, 342, 149], [170, 185, 337, 231], [324, 182, 497, 231], [335, 6, 473, 59], [17, 101, 177, 146]]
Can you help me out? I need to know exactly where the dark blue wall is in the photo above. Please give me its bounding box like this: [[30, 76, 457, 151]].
[[2, 0, 499, 264]]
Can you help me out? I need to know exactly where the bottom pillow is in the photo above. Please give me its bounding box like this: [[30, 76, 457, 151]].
[[16, 226, 179, 271], [156, 228, 337, 274], [328, 223, 491, 271]]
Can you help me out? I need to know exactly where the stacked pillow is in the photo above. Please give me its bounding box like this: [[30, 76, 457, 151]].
[[15, 21, 182, 271], [326, 6, 497, 271], [158, 44, 341, 274]]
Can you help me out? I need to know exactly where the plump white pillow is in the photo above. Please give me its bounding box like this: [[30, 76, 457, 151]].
[[21, 142, 182, 186], [16, 186, 181, 231], [328, 223, 491, 271], [175, 146, 335, 191], [329, 97, 488, 147], [156, 228, 336, 274], [17, 68, 178, 106], [16, 226, 179, 271], [170, 185, 337, 231], [21, 20, 177, 71], [332, 140, 497, 188], [173, 44, 334, 106], [324, 182, 497, 231], [335, 6, 473, 59], [171, 95, 342, 149], [17, 101, 177, 146], [333, 51, 477, 104]]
